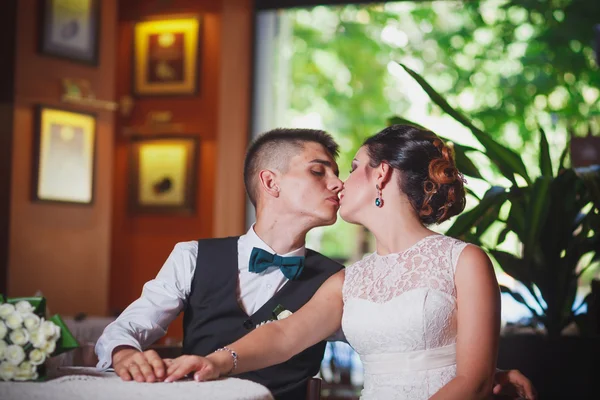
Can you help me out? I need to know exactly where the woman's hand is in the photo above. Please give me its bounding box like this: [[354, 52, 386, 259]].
[[163, 355, 221, 383]]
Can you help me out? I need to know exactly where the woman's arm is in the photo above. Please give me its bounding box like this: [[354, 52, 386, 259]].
[[164, 269, 346, 382], [430, 245, 501, 400]]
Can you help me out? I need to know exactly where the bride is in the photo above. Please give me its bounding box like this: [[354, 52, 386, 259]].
[[163, 125, 504, 399]]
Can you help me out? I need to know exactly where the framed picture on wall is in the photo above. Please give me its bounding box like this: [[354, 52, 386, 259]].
[[133, 17, 201, 96], [32, 106, 96, 205], [39, 0, 101, 65], [128, 136, 199, 214]]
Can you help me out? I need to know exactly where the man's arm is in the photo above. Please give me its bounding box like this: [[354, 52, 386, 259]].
[[95, 241, 197, 381], [493, 369, 538, 400]]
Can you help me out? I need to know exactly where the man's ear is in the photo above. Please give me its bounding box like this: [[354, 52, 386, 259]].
[[375, 162, 393, 189], [258, 169, 280, 198]]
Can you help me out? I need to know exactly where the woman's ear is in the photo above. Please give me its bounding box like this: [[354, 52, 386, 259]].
[[258, 169, 280, 198], [375, 162, 393, 189]]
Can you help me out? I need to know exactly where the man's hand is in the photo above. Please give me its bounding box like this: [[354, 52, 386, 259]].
[[164, 355, 220, 383], [493, 369, 538, 399], [112, 346, 167, 383]]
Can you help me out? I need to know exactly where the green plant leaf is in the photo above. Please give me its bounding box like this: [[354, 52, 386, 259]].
[[398, 62, 531, 185], [538, 127, 553, 177], [491, 250, 529, 284], [506, 189, 527, 242], [574, 293, 593, 314], [499, 285, 541, 318], [496, 226, 511, 246], [523, 177, 552, 264], [452, 143, 484, 180], [446, 186, 507, 238], [465, 187, 481, 201], [476, 199, 503, 237], [558, 138, 570, 171]]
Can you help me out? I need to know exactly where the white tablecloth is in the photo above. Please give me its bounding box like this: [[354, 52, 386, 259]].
[[0, 367, 274, 400]]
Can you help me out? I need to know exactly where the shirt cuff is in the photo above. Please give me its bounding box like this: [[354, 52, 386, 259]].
[[95, 340, 143, 371]]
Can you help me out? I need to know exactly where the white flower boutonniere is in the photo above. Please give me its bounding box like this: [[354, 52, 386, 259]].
[[254, 304, 293, 329], [273, 304, 292, 320], [272, 304, 292, 320], [276, 309, 292, 320]]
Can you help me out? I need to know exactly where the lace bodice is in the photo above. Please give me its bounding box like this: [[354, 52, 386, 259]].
[[342, 235, 468, 399]]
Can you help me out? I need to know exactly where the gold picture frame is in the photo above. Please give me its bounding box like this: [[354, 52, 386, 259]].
[[32, 106, 96, 205], [128, 136, 199, 214], [133, 17, 201, 96]]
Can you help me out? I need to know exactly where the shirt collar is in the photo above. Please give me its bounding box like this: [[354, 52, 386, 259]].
[[240, 224, 306, 258]]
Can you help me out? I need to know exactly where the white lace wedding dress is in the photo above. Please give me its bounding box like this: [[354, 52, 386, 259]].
[[342, 234, 468, 399]]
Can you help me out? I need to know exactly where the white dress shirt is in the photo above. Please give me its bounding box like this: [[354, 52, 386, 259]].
[[95, 226, 304, 370]]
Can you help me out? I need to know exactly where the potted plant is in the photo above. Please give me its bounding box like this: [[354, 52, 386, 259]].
[[391, 63, 600, 398]]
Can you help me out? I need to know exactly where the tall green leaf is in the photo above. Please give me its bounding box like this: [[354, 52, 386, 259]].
[[523, 177, 552, 264], [446, 186, 507, 238], [493, 250, 546, 313], [558, 138, 570, 171], [465, 187, 481, 201], [538, 127, 553, 177], [492, 250, 530, 287], [452, 143, 484, 180], [398, 62, 531, 185], [506, 190, 527, 240], [500, 286, 541, 318], [496, 226, 511, 246]]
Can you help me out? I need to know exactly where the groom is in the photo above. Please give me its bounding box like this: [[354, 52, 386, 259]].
[[96, 128, 536, 399]]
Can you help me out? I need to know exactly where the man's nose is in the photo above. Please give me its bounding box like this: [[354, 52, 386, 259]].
[[329, 177, 343, 193]]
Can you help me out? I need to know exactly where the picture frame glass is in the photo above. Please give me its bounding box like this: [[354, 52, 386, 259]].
[[138, 142, 188, 206], [41, 0, 100, 64], [36, 108, 96, 204], [129, 137, 198, 214], [134, 18, 200, 96]]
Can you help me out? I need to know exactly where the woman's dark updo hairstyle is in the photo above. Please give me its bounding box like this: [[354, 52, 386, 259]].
[[363, 124, 466, 225]]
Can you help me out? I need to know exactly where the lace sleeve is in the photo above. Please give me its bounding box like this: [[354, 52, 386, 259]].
[[451, 240, 469, 274]]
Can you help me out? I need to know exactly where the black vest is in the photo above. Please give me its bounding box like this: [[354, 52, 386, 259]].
[[182, 237, 342, 399]]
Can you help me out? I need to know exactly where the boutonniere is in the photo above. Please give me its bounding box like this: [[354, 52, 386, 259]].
[[255, 304, 293, 329], [273, 304, 293, 320]]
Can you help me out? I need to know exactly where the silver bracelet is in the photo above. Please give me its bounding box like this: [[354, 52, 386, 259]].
[[215, 347, 238, 375]]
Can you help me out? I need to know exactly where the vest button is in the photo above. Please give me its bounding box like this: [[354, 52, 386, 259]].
[[243, 319, 254, 329]]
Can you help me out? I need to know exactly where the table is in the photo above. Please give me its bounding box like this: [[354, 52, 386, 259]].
[[0, 367, 274, 400]]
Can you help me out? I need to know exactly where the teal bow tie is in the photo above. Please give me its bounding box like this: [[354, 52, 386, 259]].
[[249, 247, 305, 280]]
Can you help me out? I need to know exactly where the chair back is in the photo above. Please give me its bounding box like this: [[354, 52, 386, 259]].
[[305, 377, 321, 400]]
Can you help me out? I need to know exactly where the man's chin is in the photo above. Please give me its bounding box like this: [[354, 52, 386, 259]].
[[314, 214, 338, 227]]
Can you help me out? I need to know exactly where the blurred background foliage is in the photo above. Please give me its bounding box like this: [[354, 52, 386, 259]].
[[280, 0, 599, 266]]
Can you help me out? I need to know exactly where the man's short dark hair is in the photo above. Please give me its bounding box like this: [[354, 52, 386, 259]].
[[244, 128, 339, 207]]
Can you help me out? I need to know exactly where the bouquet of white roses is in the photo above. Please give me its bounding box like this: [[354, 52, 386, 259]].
[[0, 295, 78, 381]]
